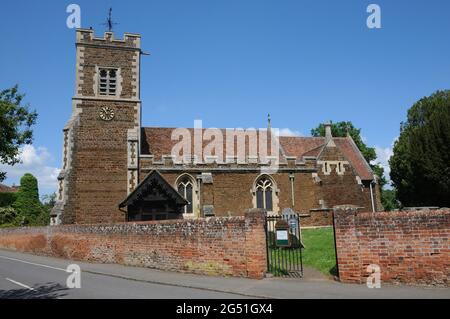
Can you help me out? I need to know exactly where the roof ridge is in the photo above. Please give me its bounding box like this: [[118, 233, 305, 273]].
[[303, 143, 326, 156], [345, 135, 374, 178]]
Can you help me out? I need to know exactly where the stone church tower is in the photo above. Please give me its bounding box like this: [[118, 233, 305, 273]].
[[51, 29, 141, 224]]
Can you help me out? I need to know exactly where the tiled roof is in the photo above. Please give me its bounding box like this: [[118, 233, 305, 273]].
[[0, 184, 18, 193], [141, 127, 374, 180], [119, 170, 188, 208], [334, 137, 374, 180], [278, 135, 373, 179], [278, 137, 325, 158], [141, 127, 280, 161]]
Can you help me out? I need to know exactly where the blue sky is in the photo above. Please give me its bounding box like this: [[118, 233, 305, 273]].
[[1, 0, 450, 195]]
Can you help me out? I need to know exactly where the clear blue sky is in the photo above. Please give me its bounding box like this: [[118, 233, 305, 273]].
[[1, 0, 450, 195]]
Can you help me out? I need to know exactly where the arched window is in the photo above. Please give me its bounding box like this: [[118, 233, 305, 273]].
[[255, 176, 274, 211], [177, 175, 194, 214]]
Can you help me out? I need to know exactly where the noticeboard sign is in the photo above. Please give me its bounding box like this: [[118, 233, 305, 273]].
[[276, 229, 290, 247], [288, 218, 298, 231]]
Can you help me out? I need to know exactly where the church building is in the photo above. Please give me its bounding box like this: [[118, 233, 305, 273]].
[[51, 29, 382, 226]]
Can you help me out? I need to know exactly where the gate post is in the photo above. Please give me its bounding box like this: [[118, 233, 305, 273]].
[[333, 205, 361, 283], [244, 208, 267, 279]]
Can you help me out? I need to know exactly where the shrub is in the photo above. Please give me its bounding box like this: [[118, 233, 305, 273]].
[[12, 173, 45, 225], [0, 192, 17, 207], [0, 207, 19, 225]]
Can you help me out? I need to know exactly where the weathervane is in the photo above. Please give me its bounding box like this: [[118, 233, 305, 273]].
[[102, 7, 118, 32]]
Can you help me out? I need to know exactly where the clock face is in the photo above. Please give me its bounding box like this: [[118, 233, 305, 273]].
[[99, 106, 115, 121]]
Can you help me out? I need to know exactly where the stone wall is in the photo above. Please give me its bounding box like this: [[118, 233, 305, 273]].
[[0, 210, 267, 279], [138, 168, 376, 226], [333, 206, 450, 286]]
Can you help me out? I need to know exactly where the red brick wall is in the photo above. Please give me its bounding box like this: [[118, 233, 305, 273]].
[[334, 206, 450, 286], [0, 210, 267, 279]]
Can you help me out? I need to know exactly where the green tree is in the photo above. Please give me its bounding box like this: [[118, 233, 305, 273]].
[[390, 90, 450, 207], [13, 173, 43, 225], [0, 86, 37, 182], [42, 192, 57, 209], [0, 192, 17, 207], [37, 192, 56, 226], [311, 121, 387, 188], [380, 189, 399, 211], [0, 207, 19, 227]]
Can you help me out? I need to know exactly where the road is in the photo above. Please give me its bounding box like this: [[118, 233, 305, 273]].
[[0, 249, 448, 299], [0, 251, 249, 299]]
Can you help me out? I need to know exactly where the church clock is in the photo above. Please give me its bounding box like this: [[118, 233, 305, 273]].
[[99, 106, 115, 121]]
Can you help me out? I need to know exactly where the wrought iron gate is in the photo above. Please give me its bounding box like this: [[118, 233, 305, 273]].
[[265, 212, 304, 277]]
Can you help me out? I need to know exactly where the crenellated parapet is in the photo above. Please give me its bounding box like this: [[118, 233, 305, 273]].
[[76, 29, 141, 50]]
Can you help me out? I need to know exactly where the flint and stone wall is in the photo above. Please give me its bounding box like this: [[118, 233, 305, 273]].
[[0, 210, 267, 279]]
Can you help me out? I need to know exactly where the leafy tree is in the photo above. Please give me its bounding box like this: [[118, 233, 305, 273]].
[[13, 173, 43, 225], [381, 189, 399, 211], [0, 86, 37, 182], [37, 193, 56, 226], [311, 121, 387, 188], [0, 192, 17, 207], [390, 90, 450, 207], [34, 208, 50, 226], [0, 207, 18, 227], [42, 192, 57, 209]]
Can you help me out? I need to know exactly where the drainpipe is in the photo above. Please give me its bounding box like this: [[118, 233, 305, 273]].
[[289, 173, 295, 208], [197, 175, 202, 217], [369, 180, 375, 212]]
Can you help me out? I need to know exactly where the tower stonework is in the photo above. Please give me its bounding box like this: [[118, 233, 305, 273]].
[[51, 29, 141, 225]]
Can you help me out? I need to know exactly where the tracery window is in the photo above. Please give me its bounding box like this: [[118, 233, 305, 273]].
[[255, 176, 274, 211], [177, 176, 194, 214]]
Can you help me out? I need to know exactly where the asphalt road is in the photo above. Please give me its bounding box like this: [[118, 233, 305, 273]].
[[0, 252, 249, 299], [0, 250, 448, 299]]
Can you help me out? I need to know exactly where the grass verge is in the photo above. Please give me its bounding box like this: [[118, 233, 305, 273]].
[[301, 227, 337, 276]]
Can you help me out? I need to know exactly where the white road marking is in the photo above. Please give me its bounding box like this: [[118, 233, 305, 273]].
[[5, 278, 37, 291], [0, 255, 66, 272]]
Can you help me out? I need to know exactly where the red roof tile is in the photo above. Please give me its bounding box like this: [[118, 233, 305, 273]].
[[141, 128, 374, 180], [141, 127, 281, 161], [279, 137, 325, 157], [334, 137, 374, 180], [0, 184, 18, 193]]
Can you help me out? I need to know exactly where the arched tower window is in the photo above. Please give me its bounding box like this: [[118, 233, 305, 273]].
[[254, 175, 276, 211]]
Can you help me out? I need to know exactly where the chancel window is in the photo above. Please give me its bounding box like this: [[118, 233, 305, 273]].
[[255, 176, 274, 211], [99, 68, 117, 96], [177, 177, 194, 214]]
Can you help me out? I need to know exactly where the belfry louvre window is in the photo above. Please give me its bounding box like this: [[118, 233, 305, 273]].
[[256, 177, 273, 211], [99, 68, 117, 96]]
